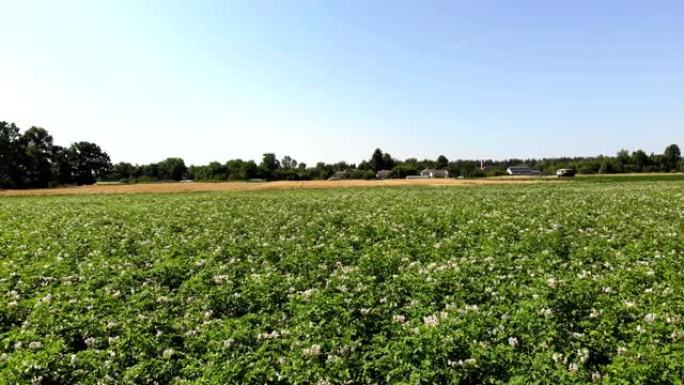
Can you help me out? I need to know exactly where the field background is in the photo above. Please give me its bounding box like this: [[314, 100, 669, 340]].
[[1, 178, 683, 384], [2, 173, 683, 197]]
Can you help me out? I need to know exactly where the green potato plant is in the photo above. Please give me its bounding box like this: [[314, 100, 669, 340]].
[[1, 181, 683, 384]]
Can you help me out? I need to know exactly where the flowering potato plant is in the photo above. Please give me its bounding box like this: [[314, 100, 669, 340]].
[[1, 181, 683, 384]]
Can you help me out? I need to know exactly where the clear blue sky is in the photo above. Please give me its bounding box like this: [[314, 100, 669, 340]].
[[1, 1, 682, 165]]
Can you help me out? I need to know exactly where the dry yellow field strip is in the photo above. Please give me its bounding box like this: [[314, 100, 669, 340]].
[[0, 178, 547, 196]]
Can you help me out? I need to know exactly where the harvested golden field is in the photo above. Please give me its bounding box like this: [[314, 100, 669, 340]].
[[0, 178, 544, 196]]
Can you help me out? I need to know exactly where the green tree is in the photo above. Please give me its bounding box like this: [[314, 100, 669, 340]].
[[20, 127, 54, 187], [157, 157, 187, 181], [663, 144, 681, 171], [0, 121, 22, 187], [51, 145, 73, 185], [616, 149, 630, 172], [68, 141, 112, 185], [281, 155, 297, 169], [370, 148, 385, 172], [381, 153, 395, 170], [110, 162, 136, 181], [631, 150, 649, 171], [259, 153, 280, 180], [436, 155, 448, 169], [206, 161, 228, 180]]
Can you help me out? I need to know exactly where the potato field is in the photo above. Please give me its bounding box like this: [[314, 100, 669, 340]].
[[1, 180, 683, 384]]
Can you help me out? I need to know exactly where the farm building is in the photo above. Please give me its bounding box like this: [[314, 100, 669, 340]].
[[506, 166, 541, 176], [420, 169, 449, 178], [376, 170, 391, 179], [327, 171, 348, 181]]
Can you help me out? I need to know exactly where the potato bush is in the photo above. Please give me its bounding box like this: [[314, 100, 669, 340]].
[[1, 182, 683, 384]]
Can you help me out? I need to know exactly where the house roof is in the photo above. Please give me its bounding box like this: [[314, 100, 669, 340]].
[[507, 166, 535, 170]]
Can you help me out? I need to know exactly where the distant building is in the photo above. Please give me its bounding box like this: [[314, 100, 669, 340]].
[[376, 170, 391, 179], [327, 171, 348, 181], [506, 166, 541, 176], [420, 169, 449, 178]]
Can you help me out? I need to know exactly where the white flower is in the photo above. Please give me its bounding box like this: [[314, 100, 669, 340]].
[[568, 363, 579, 372], [552, 353, 564, 364], [592, 372, 602, 382], [546, 278, 557, 288], [29, 341, 42, 350], [644, 313, 656, 323], [508, 337, 519, 348], [463, 358, 477, 366], [623, 301, 635, 308], [670, 330, 684, 341], [589, 309, 602, 319], [162, 348, 175, 359], [84, 337, 96, 348], [447, 359, 463, 367], [258, 330, 280, 340], [223, 339, 234, 349], [303, 344, 321, 356], [392, 314, 406, 324], [213, 275, 230, 284], [539, 308, 552, 317], [423, 314, 439, 327], [577, 348, 589, 364], [360, 308, 371, 315]]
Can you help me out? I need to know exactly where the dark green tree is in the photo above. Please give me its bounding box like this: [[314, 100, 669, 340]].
[[370, 148, 385, 172], [157, 157, 187, 181], [436, 155, 448, 169], [381, 153, 395, 170], [51, 145, 73, 185], [0, 121, 22, 187], [616, 149, 630, 171], [20, 127, 54, 187], [259, 153, 280, 180], [68, 141, 112, 185], [663, 144, 681, 171], [281, 155, 297, 169], [631, 150, 649, 171], [110, 162, 136, 181]]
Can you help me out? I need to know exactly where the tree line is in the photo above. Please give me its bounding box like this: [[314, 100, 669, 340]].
[[1, 121, 682, 188], [114, 146, 683, 183], [1, 122, 111, 188]]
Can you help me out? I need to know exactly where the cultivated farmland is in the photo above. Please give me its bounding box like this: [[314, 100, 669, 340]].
[[1, 181, 683, 384]]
